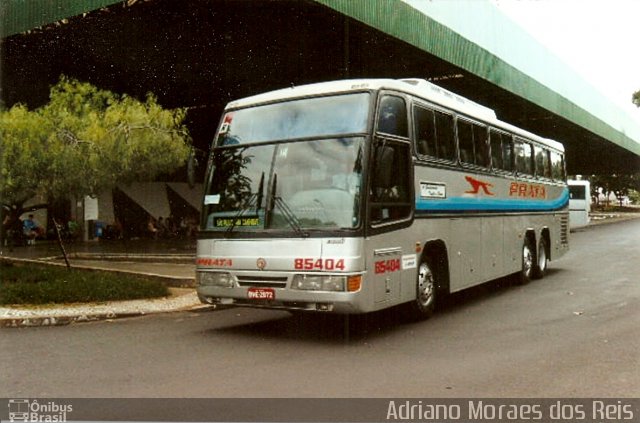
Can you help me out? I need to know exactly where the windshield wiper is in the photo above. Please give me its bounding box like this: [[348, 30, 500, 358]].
[[256, 172, 264, 210], [269, 174, 309, 238], [273, 197, 309, 238], [225, 172, 265, 235], [225, 193, 257, 235]]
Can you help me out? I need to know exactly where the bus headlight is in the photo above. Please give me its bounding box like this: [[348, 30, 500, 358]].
[[292, 274, 345, 292], [291, 274, 363, 292], [197, 272, 234, 288]]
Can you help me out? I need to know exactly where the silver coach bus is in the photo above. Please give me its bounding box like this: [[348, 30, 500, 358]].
[[196, 78, 569, 319]]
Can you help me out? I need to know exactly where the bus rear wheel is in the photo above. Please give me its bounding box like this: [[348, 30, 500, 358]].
[[533, 236, 548, 279], [518, 237, 535, 285], [406, 258, 437, 320]]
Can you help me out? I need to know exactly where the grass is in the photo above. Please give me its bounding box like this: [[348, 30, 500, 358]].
[[0, 263, 169, 305]]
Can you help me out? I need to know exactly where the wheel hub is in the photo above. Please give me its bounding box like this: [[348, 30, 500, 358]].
[[523, 243, 533, 277], [417, 263, 434, 307]]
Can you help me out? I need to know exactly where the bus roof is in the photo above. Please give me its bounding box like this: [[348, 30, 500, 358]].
[[225, 78, 565, 152], [568, 179, 590, 186]]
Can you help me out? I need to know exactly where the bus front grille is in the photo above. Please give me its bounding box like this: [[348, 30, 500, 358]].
[[236, 275, 288, 288]]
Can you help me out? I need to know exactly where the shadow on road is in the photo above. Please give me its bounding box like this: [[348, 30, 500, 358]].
[[205, 307, 410, 344], [441, 268, 564, 309]]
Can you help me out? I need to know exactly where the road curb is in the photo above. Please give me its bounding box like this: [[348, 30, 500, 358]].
[[60, 252, 195, 264], [0, 302, 218, 328], [1, 312, 140, 328]]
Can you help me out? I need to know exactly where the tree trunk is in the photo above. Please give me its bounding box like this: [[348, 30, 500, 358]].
[[52, 218, 71, 269]]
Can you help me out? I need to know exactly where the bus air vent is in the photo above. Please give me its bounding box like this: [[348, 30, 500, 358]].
[[236, 275, 288, 288]]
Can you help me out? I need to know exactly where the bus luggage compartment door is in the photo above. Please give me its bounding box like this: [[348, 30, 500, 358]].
[[372, 247, 402, 304]]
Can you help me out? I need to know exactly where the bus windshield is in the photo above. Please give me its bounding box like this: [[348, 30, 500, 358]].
[[217, 93, 370, 145], [203, 137, 364, 232]]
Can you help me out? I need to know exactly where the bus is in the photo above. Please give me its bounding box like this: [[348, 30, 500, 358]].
[[568, 179, 591, 229], [196, 78, 569, 319]]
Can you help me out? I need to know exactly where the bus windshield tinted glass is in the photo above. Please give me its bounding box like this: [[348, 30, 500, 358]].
[[217, 93, 370, 145], [203, 138, 364, 232], [569, 185, 586, 200]]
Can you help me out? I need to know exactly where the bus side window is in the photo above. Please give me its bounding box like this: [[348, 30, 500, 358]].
[[457, 120, 488, 167], [502, 135, 514, 171], [514, 139, 533, 176], [534, 145, 550, 178], [527, 143, 535, 175], [413, 106, 436, 157], [489, 129, 503, 169], [371, 140, 412, 223], [457, 120, 474, 164], [545, 150, 553, 178], [550, 151, 565, 181], [434, 110, 455, 161], [377, 96, 408, 138], [514, 140, 524, 174], [473, 124, 489, 167]]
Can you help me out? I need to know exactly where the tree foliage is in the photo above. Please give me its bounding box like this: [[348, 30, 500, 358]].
[[633, 90, 640, 107], [0, 105, 53, 209], [0, 76, 191, 227], [589, 173, 640, 207]]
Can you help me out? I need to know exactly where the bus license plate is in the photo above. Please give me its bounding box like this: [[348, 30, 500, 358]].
[[247, 287, 275, 300]]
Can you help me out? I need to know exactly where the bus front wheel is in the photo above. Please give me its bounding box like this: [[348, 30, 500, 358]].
[[406, 258, 437, 320]]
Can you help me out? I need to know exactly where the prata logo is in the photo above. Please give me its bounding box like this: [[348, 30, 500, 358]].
[[7, 399, 72, 422], [464, 175, 495, 196]]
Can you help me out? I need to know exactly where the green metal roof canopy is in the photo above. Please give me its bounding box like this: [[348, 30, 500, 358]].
[[2, 0, 639, 164], [0, 0, 121, 38], [314, 0, 640, 159]]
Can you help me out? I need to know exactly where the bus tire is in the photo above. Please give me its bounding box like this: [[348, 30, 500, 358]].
[[517, 237, 535, 285], [533, 236, 548, 279], [406, 257, 437, 320]]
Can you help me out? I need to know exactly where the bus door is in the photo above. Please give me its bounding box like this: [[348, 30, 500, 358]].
[[368, 94, 413, 304], [368, 139, 411, 304]]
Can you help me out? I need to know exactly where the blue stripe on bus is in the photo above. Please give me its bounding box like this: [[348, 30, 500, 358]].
[[415, 188, 570, 213]]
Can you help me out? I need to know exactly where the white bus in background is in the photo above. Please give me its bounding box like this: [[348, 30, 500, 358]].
[[196, 78, 569, 319], [568, 180, 591, 229]]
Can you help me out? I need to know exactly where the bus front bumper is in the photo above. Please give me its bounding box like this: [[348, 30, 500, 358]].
[[196, 285, 367, 314]]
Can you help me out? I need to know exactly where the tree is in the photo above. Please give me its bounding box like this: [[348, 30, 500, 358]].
[[633, 90, 640, 107], [589, 173, 640, 207], [1, 76, 191, 239], [0, 105, 53, 218]]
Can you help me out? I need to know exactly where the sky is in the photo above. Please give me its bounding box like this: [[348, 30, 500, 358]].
[[491, 0, 640, 122]]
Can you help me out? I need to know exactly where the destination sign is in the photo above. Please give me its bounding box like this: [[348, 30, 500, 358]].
[[214, 216, 261, 228]]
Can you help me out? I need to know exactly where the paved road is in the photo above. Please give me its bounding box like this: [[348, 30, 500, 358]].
[[1, 219, 639, 398]]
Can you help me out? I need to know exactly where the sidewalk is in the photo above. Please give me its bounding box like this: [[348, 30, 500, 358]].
[[589, 211, 640, 226], [0, 238, 211, 328]]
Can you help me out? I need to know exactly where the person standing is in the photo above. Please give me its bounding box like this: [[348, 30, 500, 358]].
[[23, 214, 40, 245]]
